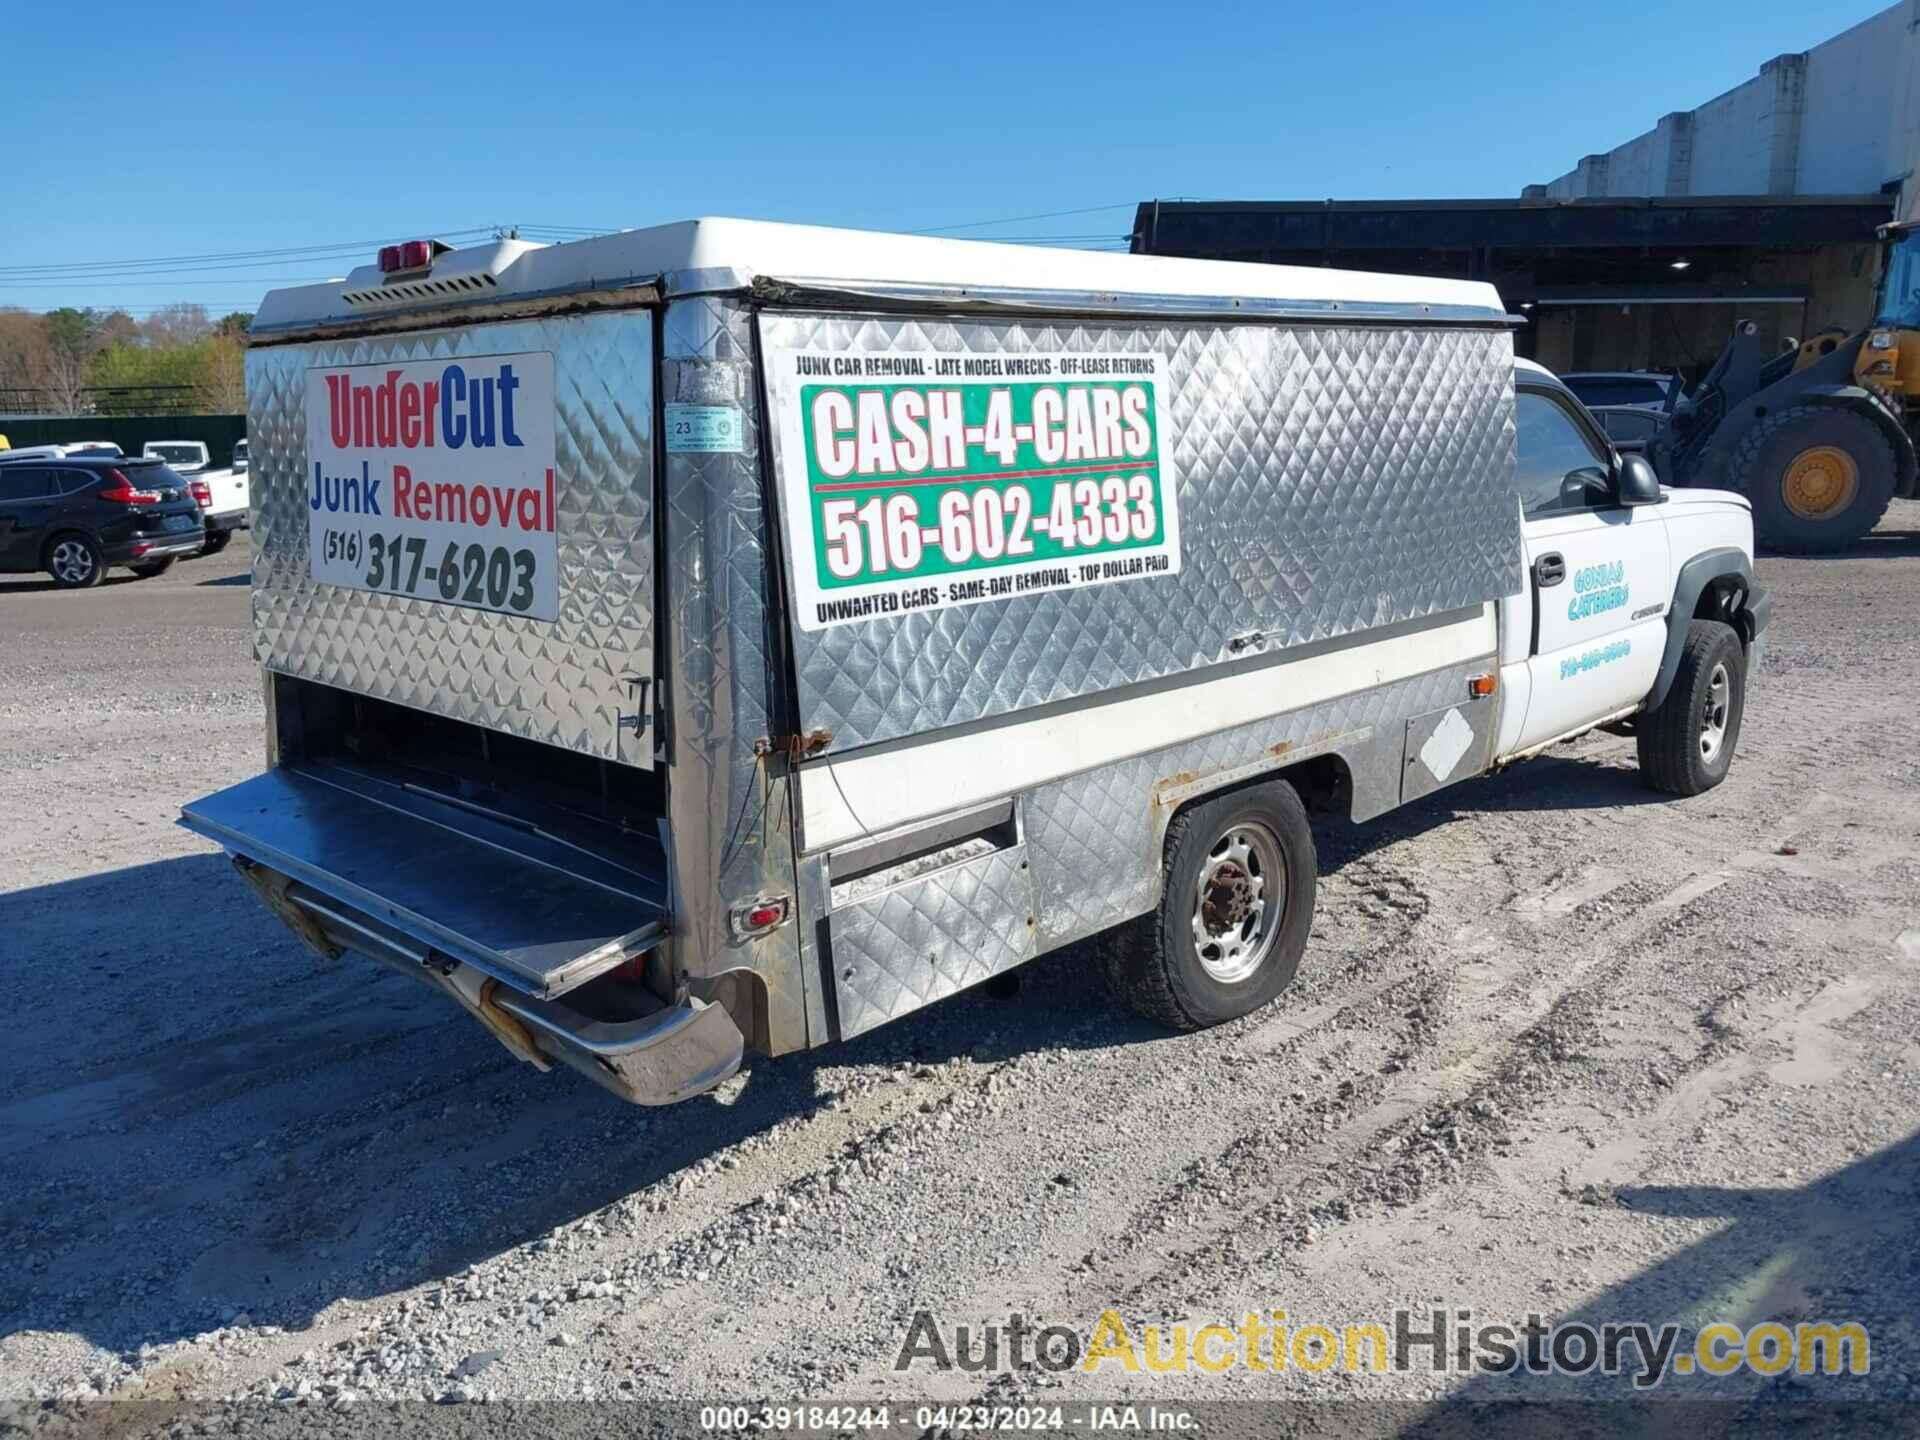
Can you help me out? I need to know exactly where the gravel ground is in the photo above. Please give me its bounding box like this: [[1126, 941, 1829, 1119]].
[[3, 515, 1919, 1428]]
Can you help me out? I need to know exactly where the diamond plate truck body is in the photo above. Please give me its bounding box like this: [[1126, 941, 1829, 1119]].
[[179, 219, 1763, 1105]]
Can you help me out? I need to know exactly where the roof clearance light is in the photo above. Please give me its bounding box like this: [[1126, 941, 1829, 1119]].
[[377, 240, 437, 274]]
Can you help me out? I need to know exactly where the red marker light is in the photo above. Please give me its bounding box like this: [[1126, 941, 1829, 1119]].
[[379, 240, 436, 274]]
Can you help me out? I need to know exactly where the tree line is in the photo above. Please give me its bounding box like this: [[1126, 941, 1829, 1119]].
[[0, 304, 251, 416]]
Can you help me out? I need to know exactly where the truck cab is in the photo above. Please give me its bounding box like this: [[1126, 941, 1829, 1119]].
[[1497, 359, 1766, 791]]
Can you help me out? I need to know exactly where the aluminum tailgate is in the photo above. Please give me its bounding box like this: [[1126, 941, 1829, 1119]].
[[181, 759, 668, 999]]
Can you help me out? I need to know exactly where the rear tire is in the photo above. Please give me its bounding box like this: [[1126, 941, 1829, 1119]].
[[198, 530, 231, 556], [1733, 404, 1895, 554], [1099, 779, 1316, 1031], [1637, 620, 1745, 796], [129, 558, 175, 579], [44, 532, 104, 589]]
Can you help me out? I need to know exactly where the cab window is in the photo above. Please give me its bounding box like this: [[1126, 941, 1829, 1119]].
[[1515, 389, 1613, 518]]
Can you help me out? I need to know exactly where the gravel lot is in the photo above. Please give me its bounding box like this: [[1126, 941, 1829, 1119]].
[[3, 515, 1919, 1425]]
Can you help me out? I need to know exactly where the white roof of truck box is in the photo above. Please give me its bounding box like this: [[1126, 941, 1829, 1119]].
[[251, 217, 1509, 334]]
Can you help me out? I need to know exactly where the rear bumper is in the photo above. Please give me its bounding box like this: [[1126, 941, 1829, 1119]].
[[490, 986, 744, 1106], [247, 866, 743, 1106], [108, 534, 205, 563], [204, 509, 249, 533]]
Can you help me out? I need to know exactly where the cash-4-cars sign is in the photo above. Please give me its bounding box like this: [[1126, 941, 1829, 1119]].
[[305, 352, 558, 620], [766, 347, 1182, 631]]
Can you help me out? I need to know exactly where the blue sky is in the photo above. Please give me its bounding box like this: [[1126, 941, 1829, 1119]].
[[1, 0, 1889, 316]]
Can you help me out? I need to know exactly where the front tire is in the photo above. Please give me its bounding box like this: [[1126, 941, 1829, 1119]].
[[1100, 779, 1316, 1031], [1733, 405, 1895, 554], [45, 533, 104, 589], [198, 530, 231, 556], [129, 558, 176, 579], [1637, 620, 1746, 796]]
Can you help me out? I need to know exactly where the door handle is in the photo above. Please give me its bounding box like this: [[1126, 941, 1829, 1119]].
[[1534, 553, 1566, 587]]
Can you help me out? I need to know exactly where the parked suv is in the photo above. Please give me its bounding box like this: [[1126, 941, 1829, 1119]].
[[0, 456, 206, 587]]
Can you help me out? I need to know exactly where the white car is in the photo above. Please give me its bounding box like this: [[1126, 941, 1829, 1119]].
[[143, 442, 249, 552], [0, 441, 125, 462], [184, 461, 250, 555], [141, 440, 211, 475]]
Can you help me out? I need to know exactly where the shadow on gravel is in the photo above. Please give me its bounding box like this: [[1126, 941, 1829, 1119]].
[[1402, 1131, 1920, 1434], [0, 742, 1703, 1358], [197, 572, 251, 586], [0, 850, 1164, 1357], [1311, 750, 1667, 884], [1762, 529, 1920, 563], [0, 574, 145, 595]]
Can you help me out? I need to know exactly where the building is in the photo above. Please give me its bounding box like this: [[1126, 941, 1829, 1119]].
[[1132, 195, 1888, 378], [1531, 2, 1920, 221], [1132, 3, 1916, 377]]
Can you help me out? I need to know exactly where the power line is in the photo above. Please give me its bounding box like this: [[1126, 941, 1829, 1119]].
[[0, 277, 338, 291], [0, 227, 499, 279], [910, 203, 1137, 235]]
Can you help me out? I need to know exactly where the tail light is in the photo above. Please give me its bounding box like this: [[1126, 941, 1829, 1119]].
[[190, 479, 213, 508], [98, 469, 161, 504]]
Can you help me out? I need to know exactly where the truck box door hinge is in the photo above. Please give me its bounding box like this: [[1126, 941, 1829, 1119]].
[[753, 729, 833, 762], [616, 675, 655, 762]]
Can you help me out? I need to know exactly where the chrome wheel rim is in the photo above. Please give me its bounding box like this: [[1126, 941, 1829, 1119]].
[[1699, 663, 1731, 764], [1190, 821, 1286, 983], [51, 540, 93, 585]]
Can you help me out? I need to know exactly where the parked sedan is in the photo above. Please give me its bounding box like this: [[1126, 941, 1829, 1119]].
[[0, 456, 205, 587], [1559, 371, 1683, 411]]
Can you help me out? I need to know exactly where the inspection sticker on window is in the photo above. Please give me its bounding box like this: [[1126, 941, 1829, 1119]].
[[764, 346, 1182, 630], [306, 351, 558, 620], [665, 403, 746, 453]]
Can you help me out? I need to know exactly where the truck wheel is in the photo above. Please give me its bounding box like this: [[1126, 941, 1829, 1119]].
[[1099, 780, 1316, 1031], [1637, 620, 1745, 796], [129, 558, 175, 579], [1733, 405, 1894, 554], [199, 530, 231, 556], [45, 532, 104, 589]]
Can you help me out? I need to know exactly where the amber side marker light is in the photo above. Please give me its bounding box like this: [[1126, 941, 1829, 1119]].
[[1468, 674, 1498, 697]]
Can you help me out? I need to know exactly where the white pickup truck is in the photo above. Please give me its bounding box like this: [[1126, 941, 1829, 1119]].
[[182, 221, 1771, 1108], [144, 441, 249, 554], [1501, 358, 1769, 794]]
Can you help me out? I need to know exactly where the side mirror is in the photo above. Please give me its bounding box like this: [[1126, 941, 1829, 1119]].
[[1615, 452, 1663, 507]]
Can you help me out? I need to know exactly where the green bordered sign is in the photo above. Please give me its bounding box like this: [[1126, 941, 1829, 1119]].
[[765, 347, 1182, 632]]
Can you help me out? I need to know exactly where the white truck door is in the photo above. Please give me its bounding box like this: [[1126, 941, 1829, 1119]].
[[1509, 385, 1670, 754]]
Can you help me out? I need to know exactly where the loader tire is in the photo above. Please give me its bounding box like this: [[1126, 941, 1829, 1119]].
[[1637, 620, 1745, 797], [1733, 404, 1894, 554], [1099, 779, 1315, 1032]]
